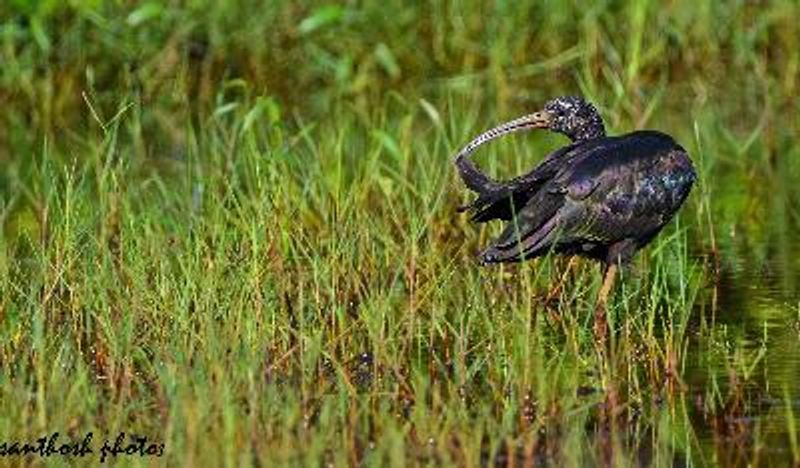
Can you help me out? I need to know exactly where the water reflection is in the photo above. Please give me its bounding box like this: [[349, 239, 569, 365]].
[[685, 223, 800, 461]]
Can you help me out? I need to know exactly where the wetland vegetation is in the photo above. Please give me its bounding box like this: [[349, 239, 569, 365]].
[[1, 1, 799, 465]]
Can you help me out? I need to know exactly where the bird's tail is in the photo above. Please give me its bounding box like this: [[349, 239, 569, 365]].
[[479, 216, 559, 264]]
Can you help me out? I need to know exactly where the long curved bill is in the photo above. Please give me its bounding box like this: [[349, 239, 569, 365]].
[[454, 111, 552, 161]]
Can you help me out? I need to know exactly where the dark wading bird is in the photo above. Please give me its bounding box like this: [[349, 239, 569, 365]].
[[454, 96, 696, 337]]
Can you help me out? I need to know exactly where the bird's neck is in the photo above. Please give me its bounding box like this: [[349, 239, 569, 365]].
[[565, 110, 607, 142], [569, 122, 606, 142]]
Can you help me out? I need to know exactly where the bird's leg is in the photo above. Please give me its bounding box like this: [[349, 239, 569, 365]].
[[597, 263, 618, 307], [594, 263, 617, 344], [594, 262, 622, 456]]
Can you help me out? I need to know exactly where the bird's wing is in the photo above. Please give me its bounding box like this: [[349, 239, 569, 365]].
[[476, 149, 598, 263], [479, 133, 695, 264], [457, 143, 579, 222], [555, 134, 695, 245]]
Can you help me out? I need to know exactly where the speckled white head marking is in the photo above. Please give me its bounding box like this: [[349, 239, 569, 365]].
[[542, 96, 605, 142]]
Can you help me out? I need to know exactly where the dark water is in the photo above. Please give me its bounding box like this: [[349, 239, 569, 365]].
[[684, 232, 800, 462]]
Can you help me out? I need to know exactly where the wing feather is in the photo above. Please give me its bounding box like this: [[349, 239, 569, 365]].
[[457, 144, 579, 222], [477, 132, 695, 264]]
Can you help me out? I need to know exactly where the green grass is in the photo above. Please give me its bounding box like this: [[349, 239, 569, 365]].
[[2, 1, 800, 466]]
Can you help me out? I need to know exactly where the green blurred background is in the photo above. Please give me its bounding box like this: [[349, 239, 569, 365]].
[[2, 1, 797, 151]]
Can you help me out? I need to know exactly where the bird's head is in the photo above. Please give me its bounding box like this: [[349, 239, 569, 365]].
[[538, 96, 605, 142], [455, 96, 605, 159]]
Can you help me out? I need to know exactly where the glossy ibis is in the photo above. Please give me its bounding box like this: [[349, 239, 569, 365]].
[[454, 96, 696, 335]]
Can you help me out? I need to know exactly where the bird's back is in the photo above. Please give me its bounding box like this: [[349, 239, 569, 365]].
[[480, 130, 696, 264], [557, 130, 695, 240]]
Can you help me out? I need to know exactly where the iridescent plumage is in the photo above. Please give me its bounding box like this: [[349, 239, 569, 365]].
[[454, 96, 696, 267]]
